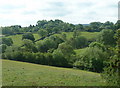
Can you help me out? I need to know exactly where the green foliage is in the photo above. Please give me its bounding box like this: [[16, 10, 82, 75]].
[[67, 36, 88, 49], [114, 29, 120, 57], [74, 47, 108, 72], [61, 33, 67, 41], [23, 39, 37, 52], [84, 25, 91, 32], [102, 55, 120, 86], [38, 29, 48, 37], [22, 33, 35, 41], [0, 44, 7, 53], [2, 37, 13, 46], [73, 30, 81, 38], [5, 45, 20, 53], [89, 42, 106, 51], [36, 39, 56, 52], [102, 29, 120, 86], [58, 43, 75, 57], [49, 35, 64, 45], [75, 24, 84, 31], [52, 49, 68, 67], [100, 21, 115, 30], [89, 22, 103, 32], [6, 34, 23, 46], [2, 25, 21, 35], [1, 19, 118, 76], [115, 20, 120, 30], [97, 29, 116, 46], [36, 36, 64, 52], [57, 43, 75, 66]]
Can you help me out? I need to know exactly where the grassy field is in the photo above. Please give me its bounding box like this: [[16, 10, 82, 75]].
[[2, 59, 106, 86], [6, 34, 40, 46], [55, 32, 100, 40], [4, 32, 99, 46], [6, 34, 23, 46], [74, 48, 86, 56]]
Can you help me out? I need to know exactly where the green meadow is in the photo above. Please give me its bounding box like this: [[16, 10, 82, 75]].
[[6, 32, 99, 46], [2, 59, 106, 86]]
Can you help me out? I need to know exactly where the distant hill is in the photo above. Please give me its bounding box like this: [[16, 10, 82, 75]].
[[82, 24, 90, 26]]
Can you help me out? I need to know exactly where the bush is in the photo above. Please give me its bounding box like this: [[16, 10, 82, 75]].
[[0, 44, 7, 53], [52, 49, 69, 67], [97, 29, 116, 46], [74, 47, 108, 72], [67, 36, 88, 49], [23, 39, 37, 52], [2, 37, 13, 46], [22, 33, 35, 41]]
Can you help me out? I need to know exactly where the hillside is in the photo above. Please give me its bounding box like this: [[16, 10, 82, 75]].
[[1, 19, 119, 86], [2, 59, 106, 86], [6, 33, 40, 46], [5, 32, 100, 46]]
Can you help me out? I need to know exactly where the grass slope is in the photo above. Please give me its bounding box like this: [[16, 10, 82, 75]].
[[5, 32, 100, 46], [55, 32, 100, 40], [6, 34, 40, 46], [74, 48, 86, 56], [2, 59, 106, 86]]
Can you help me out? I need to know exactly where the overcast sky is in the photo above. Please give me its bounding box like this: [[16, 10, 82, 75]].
[[0, 0, 119, 27]]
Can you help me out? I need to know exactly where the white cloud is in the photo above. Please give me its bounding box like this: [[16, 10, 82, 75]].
[[0, 0, 119, 27]]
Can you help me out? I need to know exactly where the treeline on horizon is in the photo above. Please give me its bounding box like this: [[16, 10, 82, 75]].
[[0, 19, 120, 86], [1, 19, 120, 35]]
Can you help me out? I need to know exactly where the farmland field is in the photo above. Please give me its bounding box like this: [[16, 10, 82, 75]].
[[2, 59, 106, 86], [6, 33, 40, 46], [5, 32, 99, 46]]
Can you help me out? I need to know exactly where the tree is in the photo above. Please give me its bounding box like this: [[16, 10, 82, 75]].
[[115, 20, 120, 30], [0, 44, 7, 53], [75, 24, 84, 31], [23, 39, 37, 52], [67, 36, 87, 49], [84, 26, 92, 32], [49, 35, 64, 45], [22, 33, 35, 41], [61, 33, 67, 41], [36, 38, 56, 52], [52, 49, 68, 67], [100, 21, 114, 30], [57, 43, 75, 65], [97, 29, 116, 46], [73, 30, 81, 38], [38, 29, 48, 37], [74, 47, 108, 72], [2, 37, 13, 46], [58, 43, 75, 57], [89, 42, 106, 51], [37, 20, 47, 27], [90, 22, 102, 32], [102, 29, 120, 86]]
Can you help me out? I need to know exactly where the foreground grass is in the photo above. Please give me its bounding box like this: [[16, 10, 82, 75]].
[[2, 59, 106, 86]]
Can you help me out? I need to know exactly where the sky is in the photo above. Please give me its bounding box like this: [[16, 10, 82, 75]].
[[0, 0, 119, 27]]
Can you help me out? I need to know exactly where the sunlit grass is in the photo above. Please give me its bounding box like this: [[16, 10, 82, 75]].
[[2, 59, 106, 86], [6, 34, 40, 46]]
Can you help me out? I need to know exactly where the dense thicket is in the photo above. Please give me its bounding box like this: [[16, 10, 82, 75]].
[[102, 29, 120, 86]]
